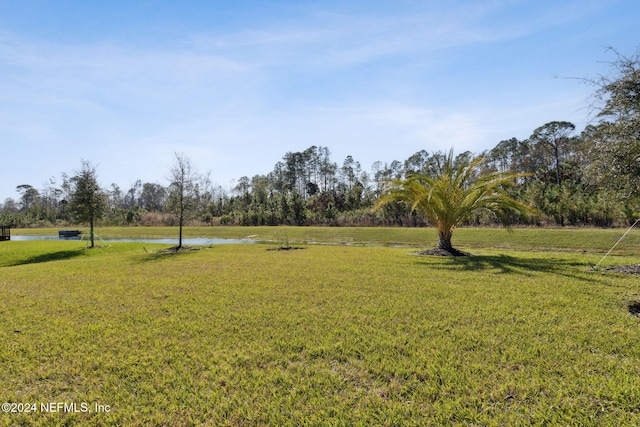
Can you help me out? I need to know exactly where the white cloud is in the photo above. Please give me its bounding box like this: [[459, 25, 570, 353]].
[[0, 0, 628, 198]]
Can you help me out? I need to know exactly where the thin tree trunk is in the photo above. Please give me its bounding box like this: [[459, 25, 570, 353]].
[[90, 213, 95, 248], [178, 180, 184, 248], [555, 145, 561, 186], [178, 209, 184, 249]]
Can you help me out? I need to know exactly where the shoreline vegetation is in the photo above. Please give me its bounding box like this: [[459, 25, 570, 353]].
[[9, 225, 640, 254]]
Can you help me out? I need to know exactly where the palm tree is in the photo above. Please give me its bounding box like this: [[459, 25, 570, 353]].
[[374, 150, 536, 254]]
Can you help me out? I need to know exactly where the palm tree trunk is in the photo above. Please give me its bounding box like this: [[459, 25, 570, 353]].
[[437, 230, 453, 250]]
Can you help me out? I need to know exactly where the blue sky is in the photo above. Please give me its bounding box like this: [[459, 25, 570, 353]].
[[1, 0, 638, 200]]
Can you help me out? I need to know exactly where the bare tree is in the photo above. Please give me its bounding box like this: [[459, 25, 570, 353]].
[[584, 47, 640, 205], [165, 153, 201, 249]]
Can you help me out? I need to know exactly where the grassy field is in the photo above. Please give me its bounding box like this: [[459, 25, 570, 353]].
[[12, 225, 640, 254], [2, 227, 640, 425]]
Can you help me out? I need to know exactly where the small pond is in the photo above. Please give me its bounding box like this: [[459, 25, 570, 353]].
[[11, 236, 253, 245]]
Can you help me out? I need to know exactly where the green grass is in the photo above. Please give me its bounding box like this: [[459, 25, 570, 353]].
[[1, 229, 640, 425], [12, 225, 640, 254]]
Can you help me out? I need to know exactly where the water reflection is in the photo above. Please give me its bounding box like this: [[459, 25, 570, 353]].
[[11, 235, 253, 245]]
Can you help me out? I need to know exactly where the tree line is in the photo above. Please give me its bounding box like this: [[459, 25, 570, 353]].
[[1, 48, 638, 229]]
